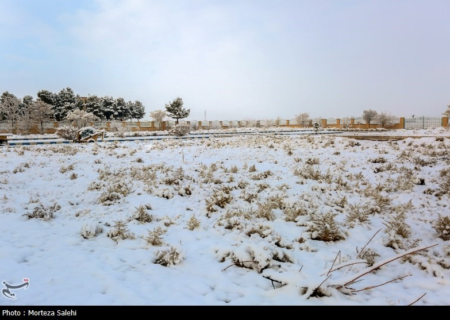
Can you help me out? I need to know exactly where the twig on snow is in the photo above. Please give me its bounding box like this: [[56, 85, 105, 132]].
[[408, 293, 426, 306], [327, 250, 341, 276], [335, 244, 437, 289], [356, 229, 382, 260], [351, 273, 412, 293]]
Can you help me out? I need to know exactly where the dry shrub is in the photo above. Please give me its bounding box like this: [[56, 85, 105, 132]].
[[254, 201, 276, 220], [308, 212, 345, 242], [70, 173, 78, 180], [24, 203, 60, 220], [356, 248, 380, 267], [206, 188, 233, 215], [294, 165, 322, 181], [433, 215, 450, 241], [154, 246, 184, 266], [186, 215, 200, 230], [60, 164, 75, 173], [345, 204, 371, 226], [370, 157, 387, 164], [107, 220, 135, 241], [249, 164, 257, 172], [251, 170, 273, 180], [306, 157, 320, 165], [144, 226, 166, 246], [283, 205, 306, 222], [383, 213, 412, 250]]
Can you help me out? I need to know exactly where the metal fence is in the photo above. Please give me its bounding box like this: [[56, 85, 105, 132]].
[[404, 117, 442, 129]]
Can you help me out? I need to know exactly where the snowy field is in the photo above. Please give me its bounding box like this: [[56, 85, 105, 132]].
[[1, 128, 450, 305]]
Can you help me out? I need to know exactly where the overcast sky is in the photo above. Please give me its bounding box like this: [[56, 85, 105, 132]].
[[0, 0, 449, 121]]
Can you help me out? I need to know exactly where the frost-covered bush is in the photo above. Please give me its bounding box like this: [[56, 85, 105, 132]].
[[169, 124, 191, 136], [24, 203, 61, 220], [154, 246, 184, 266], [55, 125, 78, 141], [81, 222, 103, 239]]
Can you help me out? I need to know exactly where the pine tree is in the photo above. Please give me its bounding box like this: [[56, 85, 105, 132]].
[[132, 101, 145, 121], [165, 97, 189, 124]]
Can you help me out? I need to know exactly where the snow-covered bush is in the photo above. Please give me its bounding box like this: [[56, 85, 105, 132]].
[[154, 246, 184, 266], [55, 125, 78, 141], [169, 123, 191, 136], [131, 205, 153, 223], [81, 222, 103, 239]]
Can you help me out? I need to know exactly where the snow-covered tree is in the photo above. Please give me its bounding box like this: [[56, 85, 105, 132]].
[[295, 112, 310, 126], [100, 96, 115, 121], [37, 88, 82, 121], [0, 92, 22, 131], [165, 97, 190, 124], [131, 101, 145, 121], [36, 90, 55, 106], [65, 109, 99, 129], [29, 100, 54, 134], [113, 98, 131, 121], [363, 110, 378, 128], [150, 110, 167, 129], [84, 95, 105, 121]]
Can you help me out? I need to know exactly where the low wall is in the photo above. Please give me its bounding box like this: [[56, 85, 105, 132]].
[[0, 117, 447, 134]]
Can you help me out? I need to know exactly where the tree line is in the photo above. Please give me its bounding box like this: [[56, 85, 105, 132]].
[[0, 87, 145, 133]]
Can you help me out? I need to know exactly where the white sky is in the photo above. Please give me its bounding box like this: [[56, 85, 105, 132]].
[[0, 0, 449, 120]]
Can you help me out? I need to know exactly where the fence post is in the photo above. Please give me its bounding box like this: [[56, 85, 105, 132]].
[[443, 117, 449, 128]]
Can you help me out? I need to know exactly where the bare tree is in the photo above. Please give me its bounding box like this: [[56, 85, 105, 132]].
[[376, 112, 396, 128], [29, 100, 55, 134], [0, 95, 22, 132], [149, 110, 167, 130], [341, 117, 351, 129], [295, 112, 310, 127], [65, 109, 99, 129], [362, 110, 378, 128], [443, 104, 450, 117]]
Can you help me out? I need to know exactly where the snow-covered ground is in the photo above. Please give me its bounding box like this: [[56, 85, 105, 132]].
[[1, 129, 449, 305]]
